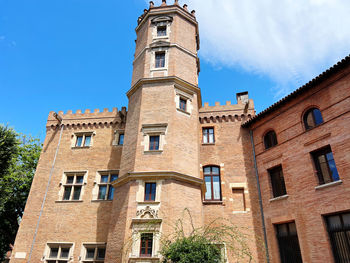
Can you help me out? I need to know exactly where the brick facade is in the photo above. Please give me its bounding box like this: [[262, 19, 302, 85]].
[[10, 1, 350, 263]]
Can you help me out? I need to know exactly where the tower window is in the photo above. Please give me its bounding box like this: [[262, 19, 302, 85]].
[[74, 133, 93, 147], [144, 182, 156, 201], [118, 133, 124, 145], [179, 98, 187, 111], [149, 136, 160, 151], [155, 52, 165, 68], [203, 128, 214, 144], [140, 233, 153, 257], [157, 26, 167, 37], [97, 172, 118, 201], [203, 166, 221, 201]]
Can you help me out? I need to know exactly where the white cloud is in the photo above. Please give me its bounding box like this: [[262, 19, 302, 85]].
[[147, 0, 350, 96]]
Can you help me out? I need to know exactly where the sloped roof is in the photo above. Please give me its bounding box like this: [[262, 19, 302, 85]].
[[242, 54, 350, 128]]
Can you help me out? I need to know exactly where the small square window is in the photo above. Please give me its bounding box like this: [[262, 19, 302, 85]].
[[83, 244, 106, 262], [97, 171, 118, 201], [62, 173, 85, 201], [144, 183, 156, 201], [155, 52, 165, 68], [311, 146, 340, 185], [149, 136, 160, 151], [268, 166, 287, 198], [46, 244, 72, 263], [157, 26, 167, 37], [203, 128, 214, 144]]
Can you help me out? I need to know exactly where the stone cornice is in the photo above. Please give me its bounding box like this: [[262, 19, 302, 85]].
[[127, 76, 202, 106], [112, 171, 204, 190]]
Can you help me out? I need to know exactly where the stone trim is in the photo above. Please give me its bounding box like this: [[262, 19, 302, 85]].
[[269, 194, 289, 202], [315, 180, 342, 190]]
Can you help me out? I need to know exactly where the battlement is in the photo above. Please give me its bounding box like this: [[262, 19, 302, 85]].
[[199, 92, 255, 123], [46, 107, 127, 128], [138, 1, 196, 25]]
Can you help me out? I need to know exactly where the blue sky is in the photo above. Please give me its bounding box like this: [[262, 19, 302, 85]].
[[1, 0, 349, 141]]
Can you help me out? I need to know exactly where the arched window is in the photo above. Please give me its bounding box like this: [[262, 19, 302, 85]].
[[203, 166, 221, 201], [264, 130, 278, 150], [303, 108, 323, 130]]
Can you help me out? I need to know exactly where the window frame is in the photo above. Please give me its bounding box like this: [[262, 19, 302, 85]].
[[268, 165, 287, 198], [149, 135, 160, 151], [311, 145, 340, 185], [82, 244, 106, 263], [140, 233, 153, 257], [62, 172, 85, 201], [203, 166, 222, 202], [155, 51, 166, 68], [144, 182, 157, 202], [45, 243, 73, 263], [156, 25, 167, 37], [97, 171, 119, 201], [179, 97, 187, 111], [202, 127, 215, 144], [118, 133, 124, 145], [264, 130, 278, 150], [303, 107, 324, 130], [73, 132, 93, 148]]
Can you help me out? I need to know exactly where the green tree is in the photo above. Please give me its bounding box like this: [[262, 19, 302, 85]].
[[0, 125, 42, 260]]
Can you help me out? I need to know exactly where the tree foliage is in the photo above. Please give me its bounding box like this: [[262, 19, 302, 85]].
[[0, 125, 42, 260], [160, 209, 254, 263]]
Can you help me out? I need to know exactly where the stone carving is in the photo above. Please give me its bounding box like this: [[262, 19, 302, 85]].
[[136, 206, 158, 219]]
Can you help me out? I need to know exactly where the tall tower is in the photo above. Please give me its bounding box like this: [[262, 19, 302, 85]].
[[106, 1, 203, 262]]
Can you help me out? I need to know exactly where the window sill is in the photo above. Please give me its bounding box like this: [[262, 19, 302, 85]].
[[202, 143, 215, 146], [269, 194, 289, 202], [137, 201, 160, 205], [153, 36, 169, 41], [232, 210, 249, 214], [151, 67, 167, 72], [176, 108, 190, 115], [144, 150, 163, 155], [91, 199, 113, 202], [129, 256, 160, 262], [71, 146, 91, 149], [203, 200, 224, 205], [55, 200, 83, 203], [315, 180, 342, 190]]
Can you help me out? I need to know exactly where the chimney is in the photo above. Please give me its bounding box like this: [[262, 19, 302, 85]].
[[183, 4, 188, 11], [191, 10, 196, 16], [149, 1, 154, 8], [236, 91, 249, 104]]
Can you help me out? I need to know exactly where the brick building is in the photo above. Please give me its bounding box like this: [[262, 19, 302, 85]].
[[9, 1, 350, 263]]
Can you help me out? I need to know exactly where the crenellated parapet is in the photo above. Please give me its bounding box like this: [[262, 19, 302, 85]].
[[46, 107, 127, 129], [199, 92, 255, 124], [138, 1, 196, 25]]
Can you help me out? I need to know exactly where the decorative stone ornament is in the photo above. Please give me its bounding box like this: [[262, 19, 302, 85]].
[[136, 206, 159, 219]]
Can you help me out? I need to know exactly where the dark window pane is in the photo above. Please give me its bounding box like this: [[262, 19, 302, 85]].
[[86, 248, 95, 259], [140, 233, 153, 257], [108, 186, 115, 200], [63, 187, 72, 200], [326, 152, 340, 181], [110, 174, 118, 182], [97, 248, 105, 259], [155, 52, 165, 68], [73, 186, 81, 200], [312, 146, 340, 185], [98, 185, 107, 200], [66, 176, 74, 184], [76, 176, 84, 184], [50, 248, 59, 258], [145, 183, 156, 201], [269, 166, 287, 197], [60, 248, 69, 258], [149, 136, 160, 150], [101, 175, 109, 183], [118, 134, 124, 145], [157, 26, 167, 36], [76, 136, 83, 147], [84, 135, 91, 146], [264, 131, 278, 149], [313, 109, 323, 125], [179, 98, 186, 111]]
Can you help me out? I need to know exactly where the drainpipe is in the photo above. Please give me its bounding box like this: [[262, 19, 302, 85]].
[[27, 113, 64, 263], [249, 130, 270, 263]]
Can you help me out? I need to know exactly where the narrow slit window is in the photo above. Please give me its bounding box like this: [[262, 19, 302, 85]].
[[149, 136, 160, 151], [268, 166, 287, 198], [144, 182, 156, 201]]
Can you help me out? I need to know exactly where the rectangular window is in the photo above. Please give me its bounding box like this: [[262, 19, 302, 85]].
[[325, 212, 350, 263], [98, 172, 118, 200], [75, 133, 92, 147], [155, 52, 165, 68], [157, 26, 167, 37], [83, 244, 106, 263], [312, 146, 340, 185], [232, 188, 246, 211], [144, 183, 156, 201], [275, 222, 303, 263], [62, 173, 85, 201], [118, 133, 124, 145], [149, 136, 160, 151], [204, 166, 221, 201], [202, 128, 214, 144], [268, 166, 287, 198], [140, 233, 153, 257], [179, 98, 187, 111], [46, 244, 72, 263]]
